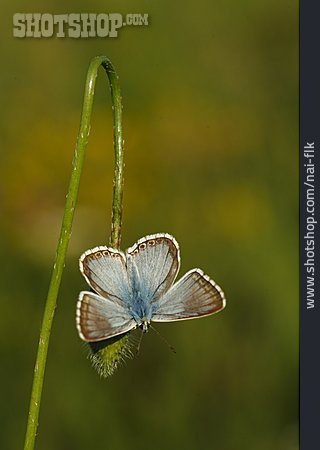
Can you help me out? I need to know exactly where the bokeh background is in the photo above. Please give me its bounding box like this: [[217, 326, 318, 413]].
[[0, 1, 298, 449]]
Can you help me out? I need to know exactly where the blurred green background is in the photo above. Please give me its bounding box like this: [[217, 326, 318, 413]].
[[0, 1, 298, 449]]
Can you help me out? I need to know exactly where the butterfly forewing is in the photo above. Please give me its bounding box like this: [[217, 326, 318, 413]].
[[80, 246, 131, 306], [77, 291, 136, 341], [126, 233, 180, 302], [151, 269, 226, 322]]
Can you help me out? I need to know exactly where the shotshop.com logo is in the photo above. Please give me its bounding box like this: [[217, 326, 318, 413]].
[[13, 13, 149, 38]]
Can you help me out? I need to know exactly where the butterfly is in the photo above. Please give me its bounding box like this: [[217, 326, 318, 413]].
[[76, 233, 226, 342]]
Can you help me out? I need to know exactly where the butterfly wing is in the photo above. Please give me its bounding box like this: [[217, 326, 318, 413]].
[[80, 246, 131, 307], [126, 233, 180, 303], [76, 291, 136, 341], [151, 269, 226, 322]]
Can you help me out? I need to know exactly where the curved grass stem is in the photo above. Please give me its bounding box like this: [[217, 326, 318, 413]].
[[24, 56, 124, 450]]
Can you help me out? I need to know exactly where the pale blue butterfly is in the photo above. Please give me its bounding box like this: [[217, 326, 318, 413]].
[[76, 233, 226, 342]]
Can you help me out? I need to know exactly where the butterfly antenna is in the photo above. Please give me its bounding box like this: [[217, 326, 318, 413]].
[[149, 324, 176, 354], [136, 328, 144, 356]]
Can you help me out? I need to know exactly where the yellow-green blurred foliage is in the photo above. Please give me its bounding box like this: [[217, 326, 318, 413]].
[[0, 1, 297, 449]]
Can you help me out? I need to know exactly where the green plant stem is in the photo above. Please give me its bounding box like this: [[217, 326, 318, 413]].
[[24, 56, 124, 450]]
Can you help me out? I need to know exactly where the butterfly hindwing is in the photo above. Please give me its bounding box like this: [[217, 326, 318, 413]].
[[126, 233, 180, 303], [76, 291, 136, 341], [80, 246, 131, 307], [151, 269, 226, 322]]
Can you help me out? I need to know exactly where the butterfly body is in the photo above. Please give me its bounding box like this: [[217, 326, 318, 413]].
[[124, 256, 152, 326], [127, 290, 152, 331], [76, 233, 226, 343]]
